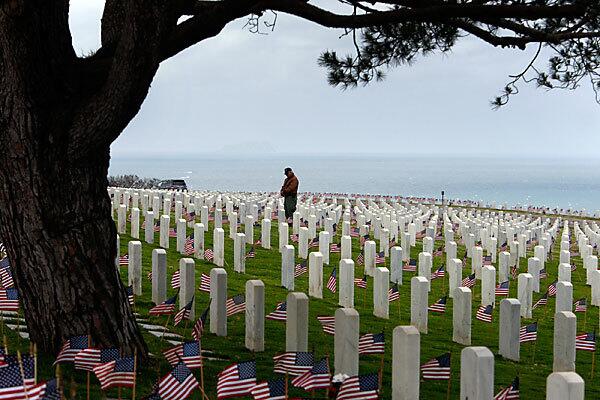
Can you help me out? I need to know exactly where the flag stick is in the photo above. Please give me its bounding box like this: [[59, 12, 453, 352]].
[[55, 364, 64, 400], [591, 351, 596, 379], [17, 351, 30, 400], [33, 343, 37, 384], [325, 354, 331, 399], [16, 308, 21, 349], [132, 349, 137, 400], [199, 352, 209, 400], [160, 314, 173, 345], [445, 354, 452, 400], [584, 309, 588, 332], [285, 372, 289, 400], [87, 334, 91, 400], [378, 351, 384, 392]]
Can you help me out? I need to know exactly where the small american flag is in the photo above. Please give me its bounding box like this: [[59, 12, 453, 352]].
[[431, 265, 445, 280], [350, 228, 360, 237], [317, 316, 335, 335], [358, 333, 385, 354], [421, 353, 451, 380], [163, 340, 202, 369], [27, 378, 60, 400], [356, 253, 364, 265], [0, 356, 36, 400], [510, 266, 518, 280], [273, 352, 314, 376], [483, 255, 492, 265], [147, 271, 153, 281], [169, 228, 177, 238], [476, 305, 493, 323], [119, 255, 129, 266], [250, 379, 285, 400], [375, 251, 386, 265], [126, 285, 134, 306], [428, 296, 447, 313], [495, 281, 509, 296], [326, 268, 337, 293], [388, 283, 400, 302], [571, 263, 577, 272], [330, 243, 341, 253], [158, 362, 200, 400], [337, 374, 379, 400], [461, 273, 476, 288], [171, 270, 181, 289], [354, 275, 368, 289], [309, 237, 319, 248], [360, 234, 370, 246], [433, 247, 443, 257], [204, 249, 214, 261], [184, 236, 194, 256], [494, 376, 519, 400], [576, 332, 596, 351], [403, 259, 417, 272], [291, 357, 330, 391], [290, 234, 299, 243], [74, 347, 119, 372], [55, 335, 89, 364], [266, 302, 287, 322], [199, 273, 211, 293], [93, 356, 136, 390], [294, 261, 307, 278], [3, 354, 34, 387], [174, 297, 194, 326], [533, 292, 548, 309], [539, 268, 547, 279], [574, 298, 587, 313], [0, 288, 19, 311], [216, 361, 256, 399], [547, 281, 558, 297], [226, 294, 246, 317], [246, 247, 256, 259], [519, 323, 537, 343], [149, 294, 178, 316], [154, 221, 161, 232], [185, 211, 196, 222], [0, 268, 14, 288], [192, 303, 210, 341], [500, 242, 508, 251]]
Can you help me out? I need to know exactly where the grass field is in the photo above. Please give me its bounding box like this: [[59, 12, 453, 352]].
[[4, 211, 599, 399]]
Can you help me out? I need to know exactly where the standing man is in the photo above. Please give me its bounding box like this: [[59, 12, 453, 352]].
[[280, 167, 299, 222]]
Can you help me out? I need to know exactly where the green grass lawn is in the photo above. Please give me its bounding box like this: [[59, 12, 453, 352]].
[[6, 212, 599, 399]]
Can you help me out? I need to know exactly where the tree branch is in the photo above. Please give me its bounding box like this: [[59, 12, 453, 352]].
[[257, 1, 587, 29]]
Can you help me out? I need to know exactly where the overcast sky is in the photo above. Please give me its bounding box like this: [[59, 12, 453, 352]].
[[70, 1, 600, 157]]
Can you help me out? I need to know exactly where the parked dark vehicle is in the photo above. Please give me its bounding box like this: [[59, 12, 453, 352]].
[[156, 179, 188, 191]]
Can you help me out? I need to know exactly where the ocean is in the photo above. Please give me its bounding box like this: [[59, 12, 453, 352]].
[[108, 155, 600, 212]]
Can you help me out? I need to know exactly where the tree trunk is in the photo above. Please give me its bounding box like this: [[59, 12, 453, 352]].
[[0, 0, 169, 357], [0, 141, 146, 356]]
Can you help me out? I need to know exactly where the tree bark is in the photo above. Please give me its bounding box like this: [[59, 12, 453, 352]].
[[0, 0, 152, 356], [0, 140, 147, 355]]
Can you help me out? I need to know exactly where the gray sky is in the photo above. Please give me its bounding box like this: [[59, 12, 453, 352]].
[[70, 1, 600, 157]]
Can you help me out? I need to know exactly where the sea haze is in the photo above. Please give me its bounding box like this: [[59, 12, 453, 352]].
[[109, 155, 600, 212]]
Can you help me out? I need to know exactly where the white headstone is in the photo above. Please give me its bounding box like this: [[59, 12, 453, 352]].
[[410, 276, 428, 334]]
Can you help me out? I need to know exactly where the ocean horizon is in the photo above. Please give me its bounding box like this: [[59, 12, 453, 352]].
[[109, 154, 600, 212]]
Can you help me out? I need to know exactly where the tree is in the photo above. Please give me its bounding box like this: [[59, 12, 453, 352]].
[[0, 0, 598, 357]]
